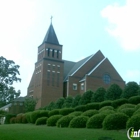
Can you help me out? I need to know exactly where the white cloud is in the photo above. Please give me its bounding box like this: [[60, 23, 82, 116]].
[[125, 70, 140, 80], [101, 0, 140, 51]]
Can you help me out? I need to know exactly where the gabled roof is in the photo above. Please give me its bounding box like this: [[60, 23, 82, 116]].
[[42, 23, 59, 45], [64, 55, 93, 81]]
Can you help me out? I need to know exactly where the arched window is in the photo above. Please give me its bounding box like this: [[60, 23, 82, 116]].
[[103, 74, 111, 84]]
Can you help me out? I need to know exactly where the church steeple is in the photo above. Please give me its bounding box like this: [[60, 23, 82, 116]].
[[42, 19, 59, 45]]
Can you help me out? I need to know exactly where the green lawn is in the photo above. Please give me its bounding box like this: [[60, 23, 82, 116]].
[[0, 124, 127, 140]]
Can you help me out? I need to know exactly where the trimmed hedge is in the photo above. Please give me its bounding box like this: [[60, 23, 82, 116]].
[[126, 114, 140, 130], [82, 110, 98, 117], [99, 101, 112, 109], [103, 113, 129, 130], [99, 106, 114, 112], [47, 115, 63, 126], [39, 110, 49, 118], [21, 115, 28, 124], [59, 108, 74, 116], [57, 115, 75, 127], [87, 114, 106, 128], [5, 114, 16, 124], [135, 103, 140, 110], [30, 110, 40, 123], [69, 116, 89, 128], [25, 112, 32, 123], [48, 109, 60, 117], [86, 103, 100, 110], [118, 108, 135, 117], [68, 111, 82, 116], [75, 105, 87, 112], [111, 98, 128, 108], [10, 117, 16, 124], [128, 96, 140, 105], [100, 110, 115, 116], [117, 104, 135, 112], [15, 115, 23, 123], [35, 117, 48, 125], [133, 108, 140, 116]]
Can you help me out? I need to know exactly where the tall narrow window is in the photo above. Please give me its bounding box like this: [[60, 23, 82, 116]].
[[73, 83, 77, 90], [81, 83, 84, 90], [47, 71, 50, 86], [57, 50, 59, 58], [52, 72, 55, 86], [57, 72, 60, 87], [52, 49, 54, 57], [48, 48, 50, 56]]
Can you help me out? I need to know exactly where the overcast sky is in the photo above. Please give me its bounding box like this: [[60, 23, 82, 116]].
[[0, 0, 140, 96]]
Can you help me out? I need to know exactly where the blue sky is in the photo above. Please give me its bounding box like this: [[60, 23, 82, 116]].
[[0, 0, 140, 96]]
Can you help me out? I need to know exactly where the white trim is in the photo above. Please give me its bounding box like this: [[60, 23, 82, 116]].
[[87, 58, 106, 75], [79, 78, 85, 82], [71, 53, 95, 76], [55, 50, 57, 52], [57, 65, 60, 67], [52, 71, 55, 73], [48, 64, 51, 65], [47, 70, 50, 72], [29, 90, 34, 93]]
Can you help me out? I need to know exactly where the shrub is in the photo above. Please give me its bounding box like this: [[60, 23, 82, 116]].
[[128, 96, 140, 105], [47, 115, 63, 126], [68, 111, 82, 116], [5, 114, 16, 124], [10, 117, 16, 124], [82, 110, 98, 117], [99, 106, 114, 112], [57, 115, 75, 127], [21, 115, 28, 124], [15, 115, 23, 123], [103, 113, 129, 130], [69, 116, 89, 128], [75, 105, 87, 112], [133, 108, 140, 116], [35, 117, 48, 125], [86, 103, 100, 110], [117, 104, 135, 112], [30, 110, 40, 123], [87, 114, 106, 128], [25, 112, 32, 123], [135, 103, 140, 110], [48, 109, 60, 117], [59, 108, 74, 116], [126, 114, 140, 130], [111, 98, 128, 108], [39, 110, 49, 118], [99, 100, 112, 109], [118, 108, 135, 117], [99, 110, 115, 116]]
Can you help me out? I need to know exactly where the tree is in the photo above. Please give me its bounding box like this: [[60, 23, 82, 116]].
[[72, 94, 81, 107], [105, 84, 122, 100], [24, 97, 37, 112], [91, 87, 106, 102], [122, 81, 139, 99], [0, 56, 21, 106], [62, 96, 73, 108], [79, 90, 94, 105], [55, 97, 65, 109]]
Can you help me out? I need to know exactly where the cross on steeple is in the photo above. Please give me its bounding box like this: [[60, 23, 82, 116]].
[[50, 16, 53, 24]]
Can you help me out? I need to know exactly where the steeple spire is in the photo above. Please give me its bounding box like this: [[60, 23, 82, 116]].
[[42, 17, 59, 45]]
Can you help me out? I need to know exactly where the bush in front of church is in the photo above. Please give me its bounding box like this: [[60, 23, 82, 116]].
[[47, 115, 63, 126], [82, 110, 98, 117], [99, 100, 112, 109], [118, 108, 135, 117], [59, 108, 74, 116], [68, 111, 83, 116], [99, 106, 114, 112], [86, 103, 100, 110], [75, 105, 87, 112], [25, 112, 32, 123], [57, 115, 75, 128], [48, 109, 60, 117], [35, 117, 48, 125], [30, 110, 40, 123], [69, 116, 89, 128], [86, 113, 106, 128], [10, 117, 16, 124], [103, 113, 128, 130], [128, 96, 140, 105], [117, 104, 135, 112], [111, 98, 128, 108], [39, 110, 49, 118]]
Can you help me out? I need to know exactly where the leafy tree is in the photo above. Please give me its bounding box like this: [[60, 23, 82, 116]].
[[105, 84, 122, 100], [122, 81, 139, 99], [91, 87, 106, 102], [62, 96, 73, 108], [24, 97, 37, 112], [46, 101, 56, 110], [79, 90, 94, 105], [0, 56, 21, 107], [55, 97, 65, 109], [72, 94, 81, 107]]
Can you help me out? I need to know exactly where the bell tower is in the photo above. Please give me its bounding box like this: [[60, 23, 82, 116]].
[[28, 18, 64, 108]]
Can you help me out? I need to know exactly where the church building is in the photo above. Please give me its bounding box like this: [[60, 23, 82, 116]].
[[27, 21, 125, 109]]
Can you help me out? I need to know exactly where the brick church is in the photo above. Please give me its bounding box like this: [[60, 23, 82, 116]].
[[27, 21, 125, 109]]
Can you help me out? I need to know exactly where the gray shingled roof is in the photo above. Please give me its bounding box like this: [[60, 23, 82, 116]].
[[42, 23, 59, 45], [63, 60, 76, 80], [63, 55, 92, 81]]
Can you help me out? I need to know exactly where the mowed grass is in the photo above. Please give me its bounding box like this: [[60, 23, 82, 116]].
[[0, 124, 127, 140]]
